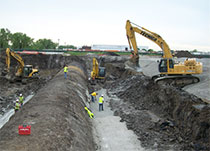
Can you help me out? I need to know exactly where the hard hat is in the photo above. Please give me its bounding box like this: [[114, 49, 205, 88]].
[[101, 94, 104, 97], [20, 94, 22, 96], [16, 99, 19, 102]]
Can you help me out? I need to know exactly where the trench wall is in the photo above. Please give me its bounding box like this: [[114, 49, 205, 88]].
[[109, 74, 210, 149]]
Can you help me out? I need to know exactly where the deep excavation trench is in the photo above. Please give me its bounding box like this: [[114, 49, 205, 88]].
[[0, 53, 209, 151]]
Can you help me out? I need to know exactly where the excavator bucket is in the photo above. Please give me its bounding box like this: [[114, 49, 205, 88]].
[[125, 55, 142, 72]]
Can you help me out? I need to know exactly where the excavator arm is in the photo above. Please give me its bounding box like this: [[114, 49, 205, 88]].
[[6, 48, 25, 77], [126, 20, 140, 66], [126, 20, 172, 59]]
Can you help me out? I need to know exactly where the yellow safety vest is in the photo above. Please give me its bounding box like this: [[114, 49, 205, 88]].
[[15, 102, 20, 110], [64, 66, 68, 72], [19, 96, 24, 103], [98, 97, 104, 104]]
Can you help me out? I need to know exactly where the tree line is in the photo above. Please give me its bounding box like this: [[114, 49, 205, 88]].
[[0, 28, 76, 50]]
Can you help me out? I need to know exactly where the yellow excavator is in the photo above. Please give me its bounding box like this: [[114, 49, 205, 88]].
[[126, 20, 203, 87], [5, 48, 39, 83], [90, 57, 106, 84]]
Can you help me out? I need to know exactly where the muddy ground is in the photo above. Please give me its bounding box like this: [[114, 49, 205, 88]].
[[0, 51, 210, 151]]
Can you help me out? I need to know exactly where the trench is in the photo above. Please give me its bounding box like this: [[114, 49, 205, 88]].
[[0, 95, 34, 129], [0, 54, 209, 150], [91, 89, 146, 151]]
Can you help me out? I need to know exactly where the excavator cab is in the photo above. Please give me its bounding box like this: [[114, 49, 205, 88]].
[[98, 67, 106, 78], [23, 65, 33, 77], [159, 59, 168, 73], [23, 65, 38, 78], [159, 59, 175, 73]]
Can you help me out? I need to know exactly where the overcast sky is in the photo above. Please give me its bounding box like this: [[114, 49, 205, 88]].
[[1, 0, 210, 51]]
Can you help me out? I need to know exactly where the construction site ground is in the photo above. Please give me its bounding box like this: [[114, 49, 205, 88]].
[[0, 52, 210, 151]]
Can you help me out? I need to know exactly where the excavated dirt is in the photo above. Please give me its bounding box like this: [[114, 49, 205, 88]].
[[0, 55, 95, 150], [0, 51, 210, 151], [175, 50, 194, 58], [105, 65, 210, 150], [0, 51, 85, 115]]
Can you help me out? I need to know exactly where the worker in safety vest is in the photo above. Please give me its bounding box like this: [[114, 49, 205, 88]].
[[91, 92, 97, 102], [98, 95, 104, 111], [84, 107, 94, 119], [14, 99, 20, 112], [64, 65, 68, 79], [19, 93, 24, 106]]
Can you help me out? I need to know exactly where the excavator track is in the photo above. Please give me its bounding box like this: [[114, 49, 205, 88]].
[[152, 75, 200, 88]]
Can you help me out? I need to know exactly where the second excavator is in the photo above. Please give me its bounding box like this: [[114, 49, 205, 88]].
[[90, 57, 106, 84], [5, 48, 39, 83], [126, 20, 203, 87]]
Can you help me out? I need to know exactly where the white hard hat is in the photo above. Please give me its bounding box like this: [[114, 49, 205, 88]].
[[101, 94, 104, 97], [20, 94, 22, 96], [16, 99, 19, 102]]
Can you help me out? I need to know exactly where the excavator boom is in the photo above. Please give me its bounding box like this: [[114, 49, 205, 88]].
[[6, 48, 25, 76], [126, 20, 172, 59]]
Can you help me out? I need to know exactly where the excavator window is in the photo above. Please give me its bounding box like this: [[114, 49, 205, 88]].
[[23, 66, 32, 77], [159, 59, 167, 72], [169, 59, 174, 68], [99, 67, 106, 77]]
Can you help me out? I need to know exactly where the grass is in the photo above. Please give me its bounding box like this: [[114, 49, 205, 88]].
[[65, 51, 132, 56], [65, 51, 161, 56]]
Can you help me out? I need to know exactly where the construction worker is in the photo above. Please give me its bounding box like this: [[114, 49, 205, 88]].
[[14, 99, 20, 112], [98, 95, 104, 111], [19, 93, 24, 106], [84, 107, 94, 119], [64, 65, 68, 79], [91, 92, 97, 102]]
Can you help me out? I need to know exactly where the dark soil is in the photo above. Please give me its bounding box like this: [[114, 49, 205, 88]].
[[106, 66, 210, 151], [1, 51, 209, 151], [0, 56, 95, 151]]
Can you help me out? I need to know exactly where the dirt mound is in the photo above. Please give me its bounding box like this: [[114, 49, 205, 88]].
[[175, 51, 194, 58], [0, 61, 95, 151], [105, 51, 120, 56], [0, 52, 88, 116], [107, 72, 210, 150]]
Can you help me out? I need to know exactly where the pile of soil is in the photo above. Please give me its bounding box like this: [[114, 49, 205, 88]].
[[0, 52, 87, 116], [0, 60, 95, 151], [175, 51, 194, 58], [107, 70, 210, 150]]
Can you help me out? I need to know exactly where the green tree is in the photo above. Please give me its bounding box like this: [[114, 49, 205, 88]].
[[58, 45, 77, 49], [32, 39, 58, 49], [0, 28, 11, 48], [142, 48, 147, 51], [192, 49, 198, 52], [148, 49, 154, 52], [10, 32, 34, 49]]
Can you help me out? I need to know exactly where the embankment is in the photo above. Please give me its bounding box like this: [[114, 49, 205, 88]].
[[0, 60, 94, 151], [108, 73, 210, 150]]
